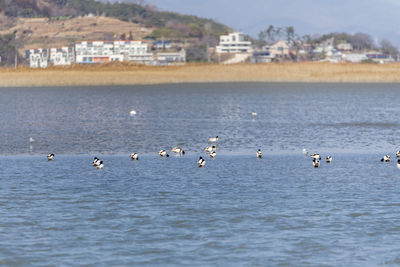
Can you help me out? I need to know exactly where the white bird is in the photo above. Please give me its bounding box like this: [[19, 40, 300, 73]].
[[130, 153, 139, 160], [310, 153, 321, 160], [209, 136, 219, 142], [209, 151, 216, 158], [326, 156, 332, 163], [397, 159, 400, 170], [129, 110, 137, 116], [204, 145, 216, 153], [251, 112, 258, 116], [302, 148, 308, 156], [381, 155, 390, 162], [97, 161, 104, 169], [171, 147, 185, 155], [47, 153, 54, 161], [159, 150, 169, 157], [313, 158, 320, 168], [396, 151, 400, 157], [257, 149, 262, 158], [29, 137, 35, 143], [198, 157, 205, 167]]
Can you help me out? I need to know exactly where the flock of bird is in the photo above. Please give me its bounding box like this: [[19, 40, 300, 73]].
[[379, 151, 400, 169], [302, 149, 332, 168], [44, 134, 400, 169], [45, 135, 233, 168], [302, 148, 400, 169]]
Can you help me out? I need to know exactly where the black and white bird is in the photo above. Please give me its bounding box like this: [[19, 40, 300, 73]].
[[397, 159, 400, 170], [205, 145, 216, 153], [93, 157, 100, 166], [97, 161, 104, 169], [257, 149, 262, 158], [130, 153, 139, 160], [209, 151, 216, 158], [396, 151, 400, 158], [198, 157, 206, 167], [381, 155, 390, 162], [47, 153, 54, 161], [326, 156, 332, 163], [313, 158, 320, 168], [310, 154, 321, 160], [209, 136, 219, 142], [159, 150, 169, 157], [172, 147, 185, 155]]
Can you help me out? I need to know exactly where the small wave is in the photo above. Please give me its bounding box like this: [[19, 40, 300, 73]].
[[310, 122, 399, 128]]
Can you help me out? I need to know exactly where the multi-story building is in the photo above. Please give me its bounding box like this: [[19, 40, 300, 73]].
[[216, 32, 253, 54], [26, 49, 48, 68], [75, 40, 150, 64], [25, 39, 187, 67], [49, 47, 75, 66]]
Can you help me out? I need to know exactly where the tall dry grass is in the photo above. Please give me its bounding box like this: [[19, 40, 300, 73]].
[[1, 62, 400, 87]]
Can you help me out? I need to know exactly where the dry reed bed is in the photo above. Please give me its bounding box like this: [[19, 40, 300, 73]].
[[1, 63, 400, 87]]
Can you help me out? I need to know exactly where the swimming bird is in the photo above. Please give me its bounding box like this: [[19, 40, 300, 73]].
[[205, 145, 216, 153], [310, 153, 321, 160], [130, 110, 137, 116], [97, 161, 104, 169], [209, 136, 219, 142], [252, 112, 258, 116], [257, 149, 262, 158], [397, 159, 400, 170], [93, 157, 100, 166], [326, 156, 332, 163], [171, 147, 185, 155], [313, 158, 320, 168], [396, 151, 400, 157], [159, 150, 169, 157], [302, 148, 308, 156], [209, 151, 216, 158], [198, 157, 205, 167], [47, 153, 54, 161], [29, 137, 35, 143], [381, 155, 390, 162], [130, 153, 139, 160]]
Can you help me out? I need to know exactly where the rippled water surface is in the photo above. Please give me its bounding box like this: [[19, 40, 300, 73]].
[[2, 83, 400, 266]]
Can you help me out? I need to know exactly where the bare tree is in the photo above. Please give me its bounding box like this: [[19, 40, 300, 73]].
[[380, 39, 399, 58]]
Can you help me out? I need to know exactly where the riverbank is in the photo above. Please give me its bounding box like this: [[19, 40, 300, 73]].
[[1, 62, 400, 87]]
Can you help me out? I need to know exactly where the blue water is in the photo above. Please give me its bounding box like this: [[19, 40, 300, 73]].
[[1, 83, 400, 265]]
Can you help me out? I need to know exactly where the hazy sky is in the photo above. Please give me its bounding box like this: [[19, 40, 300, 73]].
[[147, 0, 400, 46]]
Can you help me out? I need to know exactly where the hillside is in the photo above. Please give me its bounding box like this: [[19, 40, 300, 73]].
[[0, 0, 232, 64], [0, 15, 153, 52]]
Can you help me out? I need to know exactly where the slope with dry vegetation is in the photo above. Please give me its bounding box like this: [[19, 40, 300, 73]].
[[0, 0, 231, 65]]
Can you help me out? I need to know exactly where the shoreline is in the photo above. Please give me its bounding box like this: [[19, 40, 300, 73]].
[[2, 62, 400, 87]]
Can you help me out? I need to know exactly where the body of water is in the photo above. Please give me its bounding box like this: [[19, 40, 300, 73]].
[[1, 83, 400, 265]]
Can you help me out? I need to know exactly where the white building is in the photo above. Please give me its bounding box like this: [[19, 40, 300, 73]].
[[75, 40, 149, 64], [25, 39, 187, 67], [156, 50, 186, 65], [337, 43, 353, 52], [26, 49, 48, 68], [49, 47, 75, 66], [216, 32, 252, 54], [342, 53, 368, 63]]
